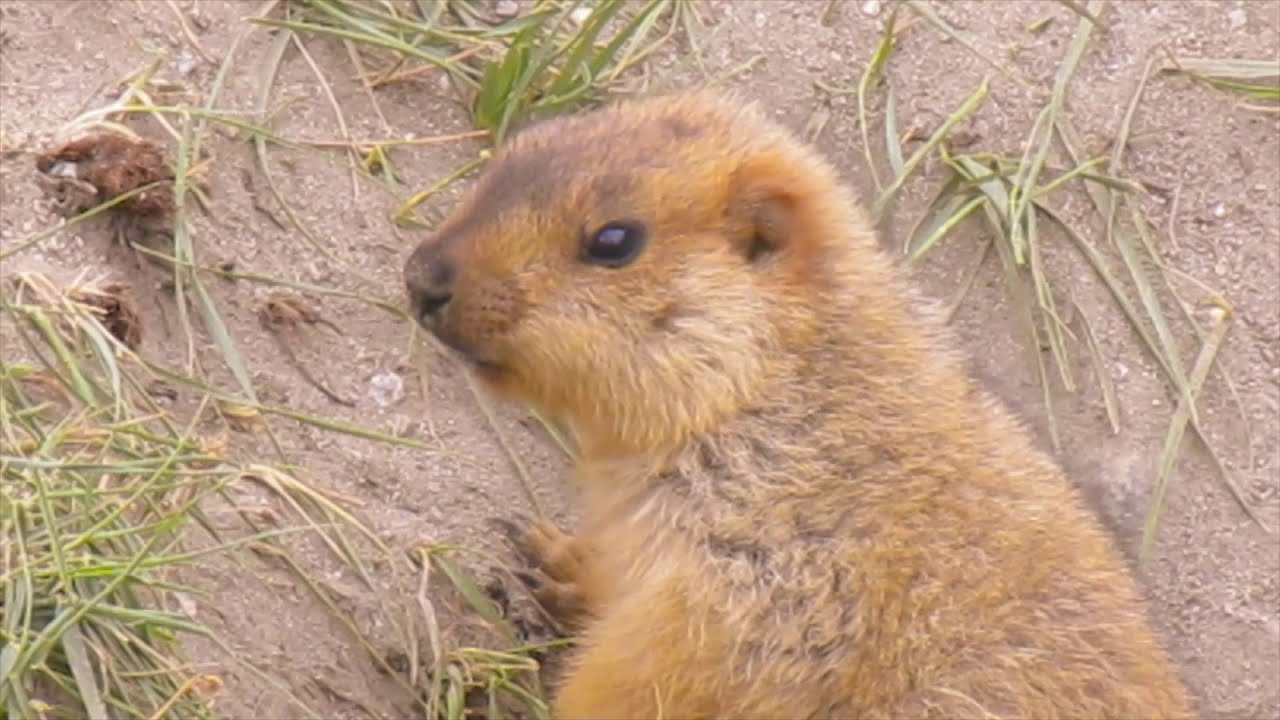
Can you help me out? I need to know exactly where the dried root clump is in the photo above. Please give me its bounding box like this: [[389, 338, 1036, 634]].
[[35, 128, 174, 219]]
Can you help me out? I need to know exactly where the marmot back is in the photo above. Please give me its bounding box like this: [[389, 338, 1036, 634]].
[[404, 90, 1195, 719]]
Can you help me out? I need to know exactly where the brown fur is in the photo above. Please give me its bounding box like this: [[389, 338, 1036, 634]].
[[403, 90, 1195, 719]]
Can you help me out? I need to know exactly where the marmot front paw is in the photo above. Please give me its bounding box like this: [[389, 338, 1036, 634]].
[[494, 516, 595, 634]]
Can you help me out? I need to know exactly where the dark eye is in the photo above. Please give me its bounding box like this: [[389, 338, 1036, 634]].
[[582, 221, 646, 268]]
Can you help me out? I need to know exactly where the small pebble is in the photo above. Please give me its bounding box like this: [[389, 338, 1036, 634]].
[[174, 591, 198, 618], [306, 260, 331, 283], [190, 8, 211, 31], [175, 50, 197, 76], [494, 0, 519, 19], [861, 0, 881, 16], [369, 370, 405, 408], [1227, 7, 1247, 30], [1212, 201, 1226, 218], [570, 7, 592, 25]]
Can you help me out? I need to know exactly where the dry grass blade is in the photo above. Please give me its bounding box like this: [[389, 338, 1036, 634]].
[[1051, 55, 1264, 537], [528, 406, 577, 460], [414, 545, 557, 719], [249, 15, 460, 70], [424, 548, 513, 641], [963, 0, 1103, 413], [884, 85, 905, 178], [1036, 202, 1264, 533], [1053, 0, 1102, 26], [395, 155, 487, 227], [462, 364, 547, 520], [871, 76, 990, 220], [1128, 200, 1264, 528], [286, 0, 685, 147], [991, 216, 1066, 452], [858, 9, 899, 192], [1112, 199, 1195, 413], [289, 32, 362, 198], [1164, 56, 1280, 109], [901, 149, 1011, 263], [604, 0, 690, 84], [1006, 0, 1101, 264], [240, 465, 387, 588], [60, 623, 109, 720], [1072, 298, 1122, 434], [901, 0, 1027, 85], [0, 180, 169, 263], [249, 15, 385, 289], [908, 194, 986, 262], [1140, 303, 1232, 559], [941, 238, 993, 322], [170, 112, 260, 407]]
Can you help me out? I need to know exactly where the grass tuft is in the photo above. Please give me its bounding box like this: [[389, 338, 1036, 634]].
[[412, 544, 569, 720], [863, 0, 1267, 545], [2, 271, 229, 720], [0, 265, 437, 718]]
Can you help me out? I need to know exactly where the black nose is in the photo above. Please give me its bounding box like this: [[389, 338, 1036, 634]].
[[411, 286, 452, 320], [404, 245, 455, 325]]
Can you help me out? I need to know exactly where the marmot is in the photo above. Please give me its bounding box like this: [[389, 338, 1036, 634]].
[[403, 90, 1194, 720]]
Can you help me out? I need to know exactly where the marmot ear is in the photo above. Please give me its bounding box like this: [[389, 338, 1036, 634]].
[[726, 165, 798, 263]]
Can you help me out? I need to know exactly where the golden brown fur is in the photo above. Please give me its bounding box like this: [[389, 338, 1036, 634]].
[[403, 90, 1195, 719]]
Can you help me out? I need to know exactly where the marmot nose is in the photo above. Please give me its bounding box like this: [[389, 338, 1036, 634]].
[[404, 246, 455, 325], [411, 285, 452, 321]]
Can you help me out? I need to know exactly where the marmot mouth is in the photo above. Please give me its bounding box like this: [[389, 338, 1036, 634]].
[[429, 328, 506, 377], [468, 358, 505, 379], [452, 353, 506, 384], [459, 353, 501, 371]]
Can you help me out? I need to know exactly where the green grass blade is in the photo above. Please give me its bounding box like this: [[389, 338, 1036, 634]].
[[858, 8, 898, 192], [1139, 304, 1228, 559], [872, 76, 990, 220], [61, 622, 109, 720], [1006, 0, 1101, 264], [1073, 299, 1122, 434], [884, 85, 904, 178], [1165, 56, 1280, 105], [908, 194, 986, 262]]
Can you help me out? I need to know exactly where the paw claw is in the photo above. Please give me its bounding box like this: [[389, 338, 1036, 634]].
[[513, 568, 543, 591], [491, 515, 594, 632], [487, 516, 524, 544]]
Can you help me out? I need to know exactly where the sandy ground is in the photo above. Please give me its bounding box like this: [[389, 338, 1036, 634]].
[[1, 1, 1277, 718]]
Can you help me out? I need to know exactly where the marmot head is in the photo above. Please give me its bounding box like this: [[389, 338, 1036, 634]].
[[404, 90, 857, 457]]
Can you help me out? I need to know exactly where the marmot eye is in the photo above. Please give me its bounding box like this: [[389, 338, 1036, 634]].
[[582, 221, 646, 268]]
